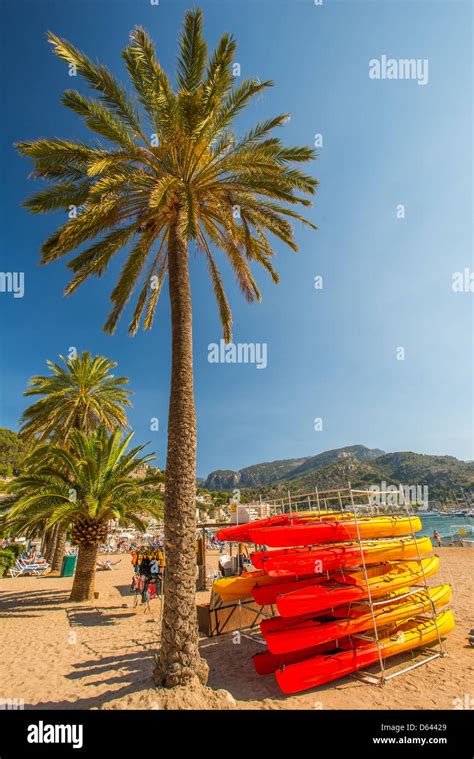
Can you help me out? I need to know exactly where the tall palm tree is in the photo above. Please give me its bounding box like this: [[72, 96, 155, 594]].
[[16, 8, 318, 687], [19, 351, 132, 571], [20, 352, 131, 444], [5, 427, 163, 601]]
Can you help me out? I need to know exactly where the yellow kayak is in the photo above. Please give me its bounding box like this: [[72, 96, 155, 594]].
[[212, 570, 286, 603], [274, 610, 455, 693], [275, 556, 441, 616], [261, 584, 452, 654], [249, 514, 423, 547], [251, 536, 433, 574], [347, 555, 440, 590]]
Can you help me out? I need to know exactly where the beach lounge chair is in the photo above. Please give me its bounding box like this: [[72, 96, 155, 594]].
[[9, 558, 50, 577], [95, 559, 121, 571]]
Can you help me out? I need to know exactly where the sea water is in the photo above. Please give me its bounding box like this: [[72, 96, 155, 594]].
[[419, 514, 474, 542]]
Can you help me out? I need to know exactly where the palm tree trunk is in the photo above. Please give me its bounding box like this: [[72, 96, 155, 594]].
[[51, 525, 67, 573], [41, 529, 52, 560], [154, 213, 209, 688], [69, 543, 98, 602], [44, 526, 58, 564]]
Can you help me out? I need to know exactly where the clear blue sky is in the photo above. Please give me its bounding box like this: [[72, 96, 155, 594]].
[[0, 0, 472, 476]]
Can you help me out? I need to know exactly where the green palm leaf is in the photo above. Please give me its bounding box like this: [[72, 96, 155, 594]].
[[17, 9, 317, 339]]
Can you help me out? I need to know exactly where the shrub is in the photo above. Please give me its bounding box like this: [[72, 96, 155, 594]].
[[0, 547, 19, 573], [5, 543, 22, 558]]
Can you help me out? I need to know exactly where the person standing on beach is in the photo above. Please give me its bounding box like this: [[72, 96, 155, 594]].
[[433, 530, 442, 547]]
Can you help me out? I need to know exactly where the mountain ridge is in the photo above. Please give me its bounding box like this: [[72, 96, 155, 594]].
[[204, 445, 474, 504], [204, 445, 385, 490]]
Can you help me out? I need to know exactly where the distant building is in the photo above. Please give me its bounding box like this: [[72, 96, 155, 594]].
[[248, 502, 272, 519], [196, 493, 213, 504], [129, 463, 149, 480]]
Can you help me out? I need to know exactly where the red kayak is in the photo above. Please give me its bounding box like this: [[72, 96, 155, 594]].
[[253, 543, 373, 574], [276, 580, 366, 617], [275, 557, 439, 617], [253, 641, 334, 676], [260, 612, 330, 635], [276, 640, 382, 693], [217, 515, 291, 543], [216, 512, 344, 543], [274, 610, 455, 693], [252, 574, 329, 606], [250, 522, 368, 547], [251, 536, 431, 576]]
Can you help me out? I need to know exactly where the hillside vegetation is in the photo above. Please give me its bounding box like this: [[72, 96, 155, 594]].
[[205, 446, 474, 504]]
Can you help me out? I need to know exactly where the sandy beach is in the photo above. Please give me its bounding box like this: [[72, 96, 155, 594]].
[[0, 547, 472, 711]]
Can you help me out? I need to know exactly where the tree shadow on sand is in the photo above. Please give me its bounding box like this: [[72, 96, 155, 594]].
[[0, 589, 70, 617], [66, 606, 136, 627], [24, 649, 157, 710], [0, 589, 136, 628], [201, 634, 288, 702]]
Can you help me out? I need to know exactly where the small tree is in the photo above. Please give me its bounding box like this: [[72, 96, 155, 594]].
[[6, 427, 163, 601], [19, 351, 132, 570]]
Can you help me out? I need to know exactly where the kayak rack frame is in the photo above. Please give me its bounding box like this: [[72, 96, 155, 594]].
[[346, 483, 446, 685], [210, 483, 449, 689]]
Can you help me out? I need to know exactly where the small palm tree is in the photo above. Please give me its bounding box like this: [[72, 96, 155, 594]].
[[16, 8, 317, 686], [19, 350, 132, 572], [6, 427, 163, 601], [20, 351, 131, 444]]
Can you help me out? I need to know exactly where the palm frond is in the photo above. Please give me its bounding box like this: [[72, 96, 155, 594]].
[[177, 8, 207, 93], [48, 32, 145, 140], [17, 11, 318, 340]]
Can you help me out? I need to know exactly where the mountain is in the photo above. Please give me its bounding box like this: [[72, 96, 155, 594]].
[[242, 458, 384, 500], [204, 445, 474, 504], [373, 452, 474, 501], [282, 445, 385, 481], [242, 451, 474, 504], [203, 445, 385, 490]]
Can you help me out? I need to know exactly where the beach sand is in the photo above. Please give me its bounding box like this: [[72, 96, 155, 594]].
[[0, 547, 472, 710]]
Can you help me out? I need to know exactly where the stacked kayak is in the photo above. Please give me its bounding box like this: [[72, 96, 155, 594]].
[[252, 535, 433, 575], [261, 584, 452, 653], [256, 610, 455, 693], [218, 513, 423, 547], [213, 511, 454, 693]]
